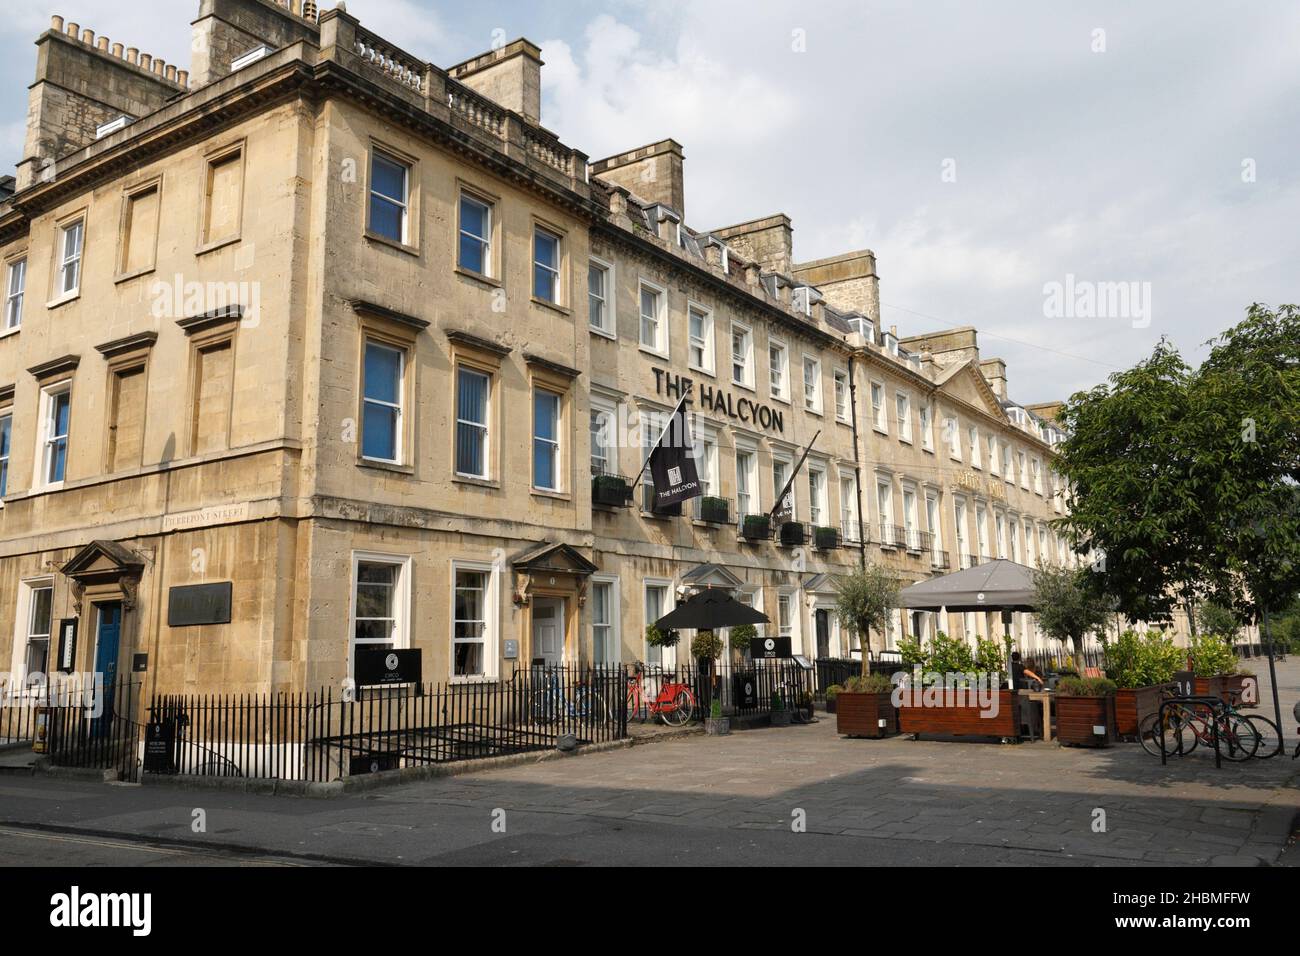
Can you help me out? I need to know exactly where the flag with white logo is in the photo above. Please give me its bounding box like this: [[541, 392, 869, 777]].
[[647, 398, 702, 512]]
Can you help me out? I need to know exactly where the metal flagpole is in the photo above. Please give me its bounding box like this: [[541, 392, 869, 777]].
[[630, 391, 692, 492], [767, 430, 822, 524]]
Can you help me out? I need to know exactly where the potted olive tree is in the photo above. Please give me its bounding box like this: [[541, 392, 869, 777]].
[[832, 562, 902, 676], [1055, 676, 1118, 747], [835, 673, 898, 738], [692, 630, 724, 719], [824, 683, 843, 714]]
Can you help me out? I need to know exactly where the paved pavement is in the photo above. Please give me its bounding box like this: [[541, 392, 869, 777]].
[[0, 658, 1296, 867]]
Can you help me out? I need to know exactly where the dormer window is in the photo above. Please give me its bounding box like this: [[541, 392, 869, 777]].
[[848, 316, 875, 343]]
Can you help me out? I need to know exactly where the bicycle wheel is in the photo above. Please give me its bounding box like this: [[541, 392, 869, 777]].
[[1214, 714, 1260, 761], [625, 688, 643, 723], [1139, 711, 1191, 757], [1166, 705, 1202, 755], [1244, 715, 1282, 759], [659, 689, 695, 727], [577, 690, 607, 724]]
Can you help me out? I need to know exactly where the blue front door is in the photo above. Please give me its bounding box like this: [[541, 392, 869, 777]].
[[93, 603, 122, 732]]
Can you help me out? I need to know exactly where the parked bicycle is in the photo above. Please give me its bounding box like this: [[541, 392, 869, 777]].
[[1138, 689, 1279, 760], [626, 662, 696, 726], [530, 667, 607, 724]]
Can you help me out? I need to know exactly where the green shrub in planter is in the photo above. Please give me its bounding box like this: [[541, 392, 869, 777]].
[[1189, 632, 1237, 676], [645, 624, 680, 649], [591, 473, 632, 505], [814, 526, 840, 549], [699, 496, 730, 523], [843, 673, 894, 694], [742, 514, 770, 539], [710, 698, 723, 719], [1104, 629, 1184, 687], [691, 630, 723, 661], [825, 684, 843, 702], [1056, 676, 1118, 697]]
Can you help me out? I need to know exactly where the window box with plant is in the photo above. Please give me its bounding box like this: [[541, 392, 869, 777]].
[[697, 495, 731, 524], [741, 514, 771, 541], [1055, 676, 1118, 747], [814, 526, 840, 550], [779, 521, 807, 547], [1103, 629, 1183, 736], [835, 673, 899, 738], [591, 473, 633, 507]]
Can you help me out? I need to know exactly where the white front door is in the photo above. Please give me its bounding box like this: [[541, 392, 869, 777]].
[[532, 598, 564, 666]]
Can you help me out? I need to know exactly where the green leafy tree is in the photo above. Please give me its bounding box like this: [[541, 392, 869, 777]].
[[833, 563, 902, 675], [1196, 602, 1241, 640], [1032, 563, 1113, 658], [1053, 339, 1205, 627]]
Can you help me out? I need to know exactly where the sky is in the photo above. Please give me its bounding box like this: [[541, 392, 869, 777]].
[[3, 0, 1298, 404]]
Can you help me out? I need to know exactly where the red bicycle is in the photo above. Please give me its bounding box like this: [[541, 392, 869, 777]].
[[626, 663, 696, 726]]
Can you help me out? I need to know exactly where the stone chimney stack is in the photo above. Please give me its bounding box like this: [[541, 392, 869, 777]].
[[16, 15, 187, 190], [708, 214, 794, 276], [980, 358, 1009, 400], [591, 139, 686, 221], [447, 39, 544, 126], [189, 0, 322, 89], [792, 249, 880, 323]]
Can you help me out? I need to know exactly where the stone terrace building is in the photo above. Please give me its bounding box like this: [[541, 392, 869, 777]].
[[0, 0, 1081, 698]]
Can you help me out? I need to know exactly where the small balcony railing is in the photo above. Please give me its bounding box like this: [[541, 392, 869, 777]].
[[641, 482, 682, 517], [590, 468, 634, 508], [905, 529, 932, 554], [878, 522, 904, 549], [930, 550, 951, 571], [841, 519, 864, 544], [813, 526, 842, 550], [739, 513, 772, 542], [778, 521, 809, 547], [693, 495, 734, 525]]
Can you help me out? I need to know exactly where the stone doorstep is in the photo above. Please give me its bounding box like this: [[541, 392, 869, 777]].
[[129, 725, 705, 799]]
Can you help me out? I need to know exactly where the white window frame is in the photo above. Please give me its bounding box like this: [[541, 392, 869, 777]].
[[348, 551, 412, 678], [735, 443, 758, 519], [1019, 450, 1030, 490], [870, 381, 886, 432], [944, 415, 961, 461], [588, 256, 615, 338], [4, 257, 25, 332], [532, 386, 563, 492], [454, 365, 490, 479], [896, 391, 913, 444], [591, 575, 621, 665], [1032, 457, 1043, 495], [638, 279, 668, 357], [36, 384, 72, 490], [56, 218, 84, 300], [643, 579, 675, 668], [451, 559, 500, 681], [840, 476, 860, 542], [925, 490, 943, 561], [362, 340, 404, 465], [0, 412, 11, 500], [969, 427, 982, 468], [458, 191, 493, 277], [532, 225, 562, 305], [687, 302, 714, 374], [919, 402, 934, 451], [731, 322, 754, 389], [802, 354, 822, 414], [11, 578, 55, 683], [1003, 444, 1014, 484], [833, 368, 849, 423], [368, 150, 410, 245], [768, 338, 789, 402], [590, 396, 619, 477], [773, 453, 795, 514], [953, 496, 969, 566], [988, 434, 999, 475], [808, 464, 827, 526], [976, 502, 990, 559]]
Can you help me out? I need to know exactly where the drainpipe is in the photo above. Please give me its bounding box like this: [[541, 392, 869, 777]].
[[847, 354, 867, 570]]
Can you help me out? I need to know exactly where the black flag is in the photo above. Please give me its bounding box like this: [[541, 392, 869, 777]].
[[769, 430, 821, 525], [647, 399, 702, 512]]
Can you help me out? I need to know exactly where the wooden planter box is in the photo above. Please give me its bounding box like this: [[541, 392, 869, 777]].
[[1193, 676, 1226, 699], [897, 689, 1020, 739], [1115, 682, 1177, 737], [1056, 694, 1117, 747], [836, 692, 898, 738], [1220, 674, 1254, 707]]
